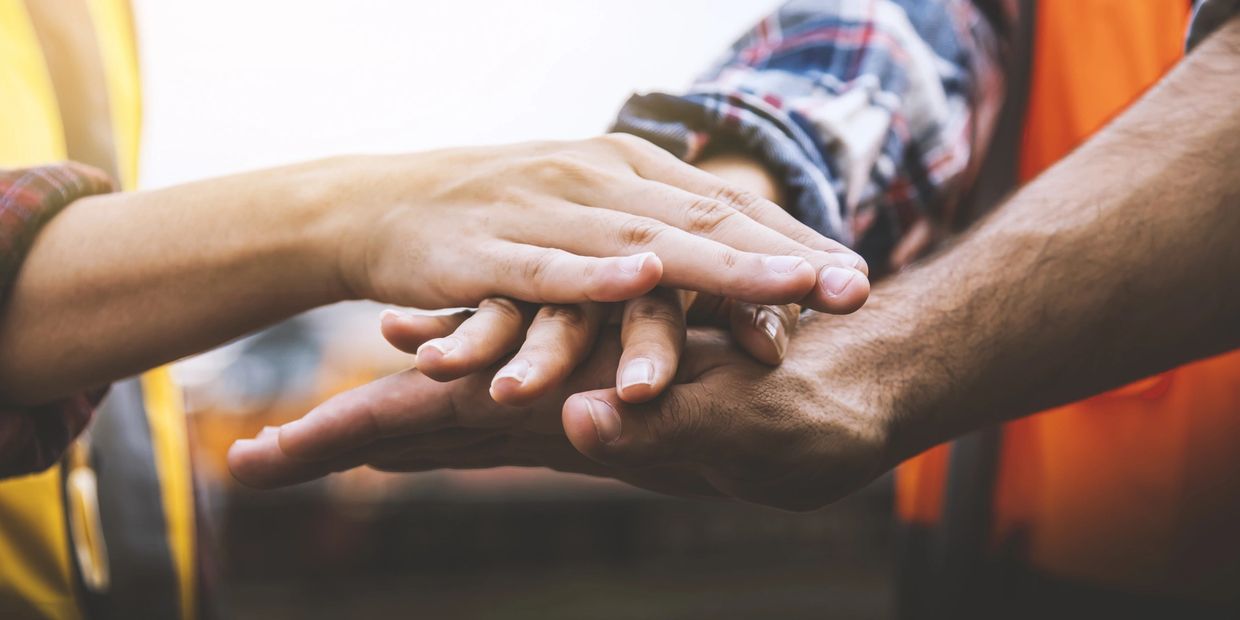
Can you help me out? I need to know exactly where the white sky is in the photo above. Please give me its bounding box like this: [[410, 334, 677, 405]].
[[133, 0, 782, 188]]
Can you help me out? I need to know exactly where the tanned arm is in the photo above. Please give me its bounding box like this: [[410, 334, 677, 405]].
[[844, 16, 1240, 465]]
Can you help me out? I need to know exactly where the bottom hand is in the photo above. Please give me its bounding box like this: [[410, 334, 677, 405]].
[[228, 326, 893, 511], [379, 289, 801, 408]]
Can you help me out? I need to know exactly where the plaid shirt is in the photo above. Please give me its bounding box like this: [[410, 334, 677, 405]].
[[615, 0, 1003, 273], [615, 0, 1239, 273], [0, 163, 113, 478]]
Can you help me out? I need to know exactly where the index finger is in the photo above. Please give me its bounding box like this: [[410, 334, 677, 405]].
[[227, 427, 372, 489], [273, 368, 464, 461], [616, 289, 686, 403]]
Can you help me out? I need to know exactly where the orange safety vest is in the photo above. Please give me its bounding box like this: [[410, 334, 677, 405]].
[[895, 0, 1240, 601]]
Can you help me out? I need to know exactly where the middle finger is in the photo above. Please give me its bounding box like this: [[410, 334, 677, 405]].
[[490, 303, 607, 407]]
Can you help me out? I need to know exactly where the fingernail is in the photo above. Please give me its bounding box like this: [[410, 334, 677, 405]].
[[417, 337, 460, 357], [620, 358, 655, 390], [585, 398, 622, 444], [380, 308, 406, 322], [493, 359, 531, 386], [753, 307, 786, 358], [821, 267, 857, 297], [756, 308, 780, 342], [764, 255, 807, 274], [619, 252, 654, 275]]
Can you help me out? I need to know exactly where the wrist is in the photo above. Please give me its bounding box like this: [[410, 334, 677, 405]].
[[789, 311, 906, 475], [795, 293, 948, 472], [282, 155, 378, 304]]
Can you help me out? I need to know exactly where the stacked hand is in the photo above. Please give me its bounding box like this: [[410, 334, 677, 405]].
[[227, 145, 882, 511], [336, 134, 868, 313], [349, 141, 868, 412], [228, 324, 894, 511]]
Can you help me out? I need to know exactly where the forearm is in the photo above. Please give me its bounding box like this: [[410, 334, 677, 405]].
[[807, 17, 1240, 466], [0, 158, 353, 405], [0, 137, 864, 408]]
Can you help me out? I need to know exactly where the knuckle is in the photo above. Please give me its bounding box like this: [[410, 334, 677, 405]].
[[479, 297, 525, 323], [530, 155, 599, 186], [711, 184, 766, 214], [796, 228, 837, 250], [618, 217, 666, 248], [626, 298, 682, 330], [653, 390, 708, 455], [536, 304, 588, 328], [598, 132, 648, 153], [519, 250, 559, 289], [684, 198, 737, 236]]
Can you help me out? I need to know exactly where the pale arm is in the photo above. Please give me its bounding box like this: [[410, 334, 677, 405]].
[[0, 138, 869, 407], [0, 159, 346, 406]]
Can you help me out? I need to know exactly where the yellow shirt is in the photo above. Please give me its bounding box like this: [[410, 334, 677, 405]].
[[0, 1, 195, 617]]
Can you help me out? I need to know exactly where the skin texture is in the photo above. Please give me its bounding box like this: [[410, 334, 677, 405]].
[[229, 17, 1240, 510], [0, 134, 868, 407]]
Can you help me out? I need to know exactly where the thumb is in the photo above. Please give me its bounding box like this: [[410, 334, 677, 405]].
[[561, 386, 713, 469]]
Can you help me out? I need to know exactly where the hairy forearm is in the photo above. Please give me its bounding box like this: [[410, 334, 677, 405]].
[[805, 17, 1240, 466], [0, 158, 354, 405]]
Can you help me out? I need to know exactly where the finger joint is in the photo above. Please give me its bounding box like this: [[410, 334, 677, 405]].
[[618, 218, 666, 249], [684, 198, 737, 236]]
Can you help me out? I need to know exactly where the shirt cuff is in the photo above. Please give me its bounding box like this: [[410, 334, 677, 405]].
[[0, 162, 115, 478]]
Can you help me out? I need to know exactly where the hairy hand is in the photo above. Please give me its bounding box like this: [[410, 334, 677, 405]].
[[228, 326, 893, 511]]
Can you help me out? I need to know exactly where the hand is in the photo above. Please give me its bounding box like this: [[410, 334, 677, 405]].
[[365, 145, 870, 407], [228, 325, 894, 511], [330, 134, 868, 312], [377, 289, 803, 407]]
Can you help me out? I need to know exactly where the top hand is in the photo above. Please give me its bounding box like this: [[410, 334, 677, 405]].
[[332, 134, 868, 312]]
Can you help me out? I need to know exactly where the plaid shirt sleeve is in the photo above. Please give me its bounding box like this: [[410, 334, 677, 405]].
[[1188, 0, 1240, 49], [0, 163, 114, 478], [613, 0, 1002, 273]]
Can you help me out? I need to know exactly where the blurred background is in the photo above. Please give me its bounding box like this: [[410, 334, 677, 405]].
[[132, 1, 896, 617]]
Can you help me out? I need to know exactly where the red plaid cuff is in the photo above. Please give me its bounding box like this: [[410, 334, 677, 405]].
[[0, 163, 115, 478]]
